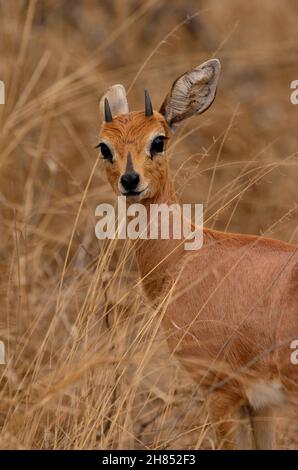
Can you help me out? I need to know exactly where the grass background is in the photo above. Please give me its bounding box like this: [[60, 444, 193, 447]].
[[0, 0, 297, 449]]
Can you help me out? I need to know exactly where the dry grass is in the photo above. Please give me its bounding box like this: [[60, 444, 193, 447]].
[[0, 0, 298, 449]]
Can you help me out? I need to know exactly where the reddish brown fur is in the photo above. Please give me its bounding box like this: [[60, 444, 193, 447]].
[[99, 110, 298, 449], [100, 111, 170, 200]]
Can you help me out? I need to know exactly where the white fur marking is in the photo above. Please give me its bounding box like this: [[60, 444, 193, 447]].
[[246, 381, 286, 410]]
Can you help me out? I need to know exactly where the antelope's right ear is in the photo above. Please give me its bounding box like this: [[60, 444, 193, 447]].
[[99, 84, 129, 122], [159, 59, 221, 128]]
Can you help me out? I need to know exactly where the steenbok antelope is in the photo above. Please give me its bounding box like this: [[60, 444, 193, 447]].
[[97, 59, 298, 449]]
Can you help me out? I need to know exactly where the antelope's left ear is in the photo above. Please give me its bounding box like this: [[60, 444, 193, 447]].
[[99, 84, 129, 122], [159, 59, 221, 128]]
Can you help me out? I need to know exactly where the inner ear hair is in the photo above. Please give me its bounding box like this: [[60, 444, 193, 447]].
[[99, 84, 129, 121], [159, 58, 221, 127]]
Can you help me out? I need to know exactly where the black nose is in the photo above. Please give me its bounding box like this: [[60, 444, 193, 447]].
[[120, 172, 140, 191]]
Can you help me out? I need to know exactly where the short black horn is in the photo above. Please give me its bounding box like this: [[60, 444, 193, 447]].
[[144, 90, 153, 117], [104, 98, 113, 122]]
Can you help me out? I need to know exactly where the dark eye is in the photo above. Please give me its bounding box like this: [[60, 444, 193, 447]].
[[97, 142, 113, 162], [150, 135, 166, 157]]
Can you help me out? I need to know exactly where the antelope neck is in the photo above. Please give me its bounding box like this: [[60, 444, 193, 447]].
[[128, 179, 186, 300]]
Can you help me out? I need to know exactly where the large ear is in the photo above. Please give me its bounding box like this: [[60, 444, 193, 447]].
[[159, 59, 221, 127], [99, 84, 129, 121]]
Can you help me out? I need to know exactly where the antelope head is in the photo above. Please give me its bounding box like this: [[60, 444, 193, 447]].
[[97, 59, 221, 202]]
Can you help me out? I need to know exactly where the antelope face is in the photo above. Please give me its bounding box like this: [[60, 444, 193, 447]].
[[98, 108, 169, 202], [98, 59, 221, 202]]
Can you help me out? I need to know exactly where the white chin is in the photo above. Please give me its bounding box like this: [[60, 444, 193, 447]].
[[123, 193, 145, 202], [120, 188, 149, 201]]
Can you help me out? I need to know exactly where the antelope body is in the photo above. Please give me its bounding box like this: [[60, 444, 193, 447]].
[[97, 59, 298, 449]]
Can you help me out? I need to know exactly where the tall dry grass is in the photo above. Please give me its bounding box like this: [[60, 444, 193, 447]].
[[0, 0, 297, 449]]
